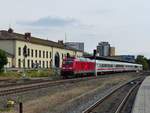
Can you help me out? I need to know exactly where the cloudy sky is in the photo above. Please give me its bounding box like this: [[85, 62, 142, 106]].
[[0, 0, 149, 57]]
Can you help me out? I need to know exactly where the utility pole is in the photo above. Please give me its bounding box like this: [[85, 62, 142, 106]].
[[65, 32, 67, 43]]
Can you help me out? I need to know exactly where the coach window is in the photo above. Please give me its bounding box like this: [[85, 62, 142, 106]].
[[31, 49, 34, 57], [18, 47, 21, 56]]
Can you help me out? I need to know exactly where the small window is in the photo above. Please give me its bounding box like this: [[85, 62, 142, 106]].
[[31, 60, 34, 68], [35, 60, 37, 68], [28, 48, 30, 56], [39, 60, 41, 68], [39, 50, 41, 58], [35, 50, 37, 58], [50, 52, 52, 58], [46, 51, 48, 58], [18, 59, 21, 68], [46, 61, 48, 68], [23, 59, 25, 68], [18, 47, 21, 56], [43, 51, 45, 58], [28, 59, 30, 68], [43, 61, 45, 68], [49, 61, 52, 68], [31, 49, 34, 57]]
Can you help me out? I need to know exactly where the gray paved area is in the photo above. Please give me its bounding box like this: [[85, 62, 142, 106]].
[[132, 76, 150, 113]]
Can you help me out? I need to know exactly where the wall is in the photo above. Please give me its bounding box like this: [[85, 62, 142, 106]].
[[15, 40, 83, 68], [4, 56, 13, 68], [0, 40, 15, 55]]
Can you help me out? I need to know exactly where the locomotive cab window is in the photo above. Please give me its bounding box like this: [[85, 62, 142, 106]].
[[63, 60, 73, 65]]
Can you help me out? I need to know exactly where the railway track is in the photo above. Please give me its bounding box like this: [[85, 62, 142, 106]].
[[0, 77, 93, 96], [82, 77, 144, 113], [0, 72, 145, 89], [0, 74, 128, 96], [0, 72, 146, 97]]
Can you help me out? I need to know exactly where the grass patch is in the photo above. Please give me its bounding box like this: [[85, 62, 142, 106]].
[[26, 69, 55, 77], [0, 71, 21, 79], [0, 69, 58, 79]]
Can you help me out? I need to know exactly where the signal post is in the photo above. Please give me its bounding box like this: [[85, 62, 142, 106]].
[[23, 45, 28, 78]]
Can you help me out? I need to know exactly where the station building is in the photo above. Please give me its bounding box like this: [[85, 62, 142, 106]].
[[0, 29, 83, 69]]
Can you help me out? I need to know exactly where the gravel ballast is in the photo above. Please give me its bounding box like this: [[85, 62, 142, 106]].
[[0, 72, 143, 113]]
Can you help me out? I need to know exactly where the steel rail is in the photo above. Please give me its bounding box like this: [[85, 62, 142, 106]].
[[114, 81, 141, 113], [82, 76, 144, 113], [0, 72, 144, 88]]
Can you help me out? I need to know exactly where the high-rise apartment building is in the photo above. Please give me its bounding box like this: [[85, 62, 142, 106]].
[[110, 47, 115, 56], [97, 42, 110, 56]]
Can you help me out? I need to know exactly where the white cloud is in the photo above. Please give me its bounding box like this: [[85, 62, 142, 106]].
[[17, 16, 79, 27], [0, 0, 150, 57]]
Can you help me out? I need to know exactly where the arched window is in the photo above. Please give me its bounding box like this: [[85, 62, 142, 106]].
[[55, 52, 60, 68], [67, 53, 70, 58]]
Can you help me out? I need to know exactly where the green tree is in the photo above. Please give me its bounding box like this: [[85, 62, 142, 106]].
[[136, 55, 149, 70], [147, 59, 150, 70], [0, 49, 8, 71]]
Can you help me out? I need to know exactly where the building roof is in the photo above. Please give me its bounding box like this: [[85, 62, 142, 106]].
[[0, 30, 83, 52], [85, 56, 135, 63], [0, 49, 14, 57], [5, 51, 14, 57]]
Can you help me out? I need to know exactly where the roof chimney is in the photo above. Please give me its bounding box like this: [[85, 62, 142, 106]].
[[8, 28, 14, 33], [58, 40, 64, 45], [25, 32, 31, 41]]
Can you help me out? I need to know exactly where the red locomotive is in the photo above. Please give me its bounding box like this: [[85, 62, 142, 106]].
[[61, 57, 95, 77]]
